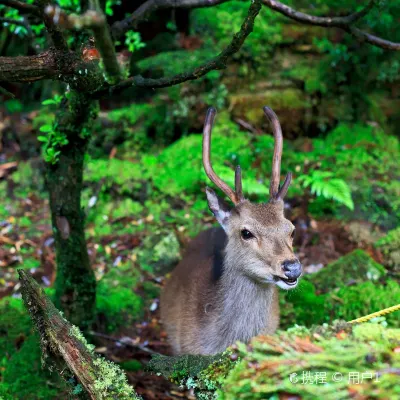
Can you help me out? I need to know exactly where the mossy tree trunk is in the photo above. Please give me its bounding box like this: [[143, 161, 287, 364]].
[[46, 91, 98, 329]]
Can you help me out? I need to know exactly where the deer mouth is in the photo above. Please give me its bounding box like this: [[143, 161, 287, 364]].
[[274, 276, 298, 288]]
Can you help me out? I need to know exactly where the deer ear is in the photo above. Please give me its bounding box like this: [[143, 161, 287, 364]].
[[206, 187, 231, 231]]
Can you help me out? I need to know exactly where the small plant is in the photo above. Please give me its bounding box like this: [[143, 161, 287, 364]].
[[298, 170, 354, 210], [125, 31, 145, 53]]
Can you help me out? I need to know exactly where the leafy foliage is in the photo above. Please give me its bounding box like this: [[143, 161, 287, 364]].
[[298, 170, 354, 210]]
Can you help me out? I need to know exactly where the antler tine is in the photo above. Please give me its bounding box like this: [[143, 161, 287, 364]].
[[203, 107, 239, 204], [235, 165, 243, 202], [263, 106, 291, 201]]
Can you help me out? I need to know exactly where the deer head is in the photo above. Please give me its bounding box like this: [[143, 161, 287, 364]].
[[203, 106, 302, 290]]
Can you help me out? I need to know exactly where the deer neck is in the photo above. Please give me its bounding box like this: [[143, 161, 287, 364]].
[[204, 240, 277, 353]]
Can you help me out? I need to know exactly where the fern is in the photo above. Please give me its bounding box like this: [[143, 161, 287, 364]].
[[298, 170, 354, 210]]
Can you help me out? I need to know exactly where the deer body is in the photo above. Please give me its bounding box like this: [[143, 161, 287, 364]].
[[161, 107, 302, 355], [161, 227, 280, 355]]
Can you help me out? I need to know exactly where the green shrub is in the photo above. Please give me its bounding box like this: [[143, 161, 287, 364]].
[[310, 249, 386, 293]]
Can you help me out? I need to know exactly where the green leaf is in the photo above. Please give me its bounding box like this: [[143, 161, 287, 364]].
[[39, 124, 53, 133]]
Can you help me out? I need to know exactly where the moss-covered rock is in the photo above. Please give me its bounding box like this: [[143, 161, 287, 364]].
[[137, 230, 181, 274], [229, 88, 309, 137], [149, 352, 236, 400], [149, 322, 400, 400], [220, 322, 400, 400], [280, 279, 400, 328], [375, 227, 400, 278], [310, 249, 387, 293]]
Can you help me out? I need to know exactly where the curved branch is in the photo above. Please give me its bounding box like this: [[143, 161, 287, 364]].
[[111, 0, 230, 40], [93, 0, 262, 97], [0, 0, 40, 15], [262, 0, 400, 50]]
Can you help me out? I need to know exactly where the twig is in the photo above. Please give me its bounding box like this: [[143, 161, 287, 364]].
[[92, 0, 262, 97], [0, 0, 40, 16], [89, 331, 159, 355], [0, 85, 15, 98], [111, 0, 230, 39], [262, 0, 400, 51]]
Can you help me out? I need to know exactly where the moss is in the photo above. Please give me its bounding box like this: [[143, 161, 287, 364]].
[[149, 323, 399, 400], [96, 263, 144, 332], [119, 360, 143, 372], [229, 88, 309, 136], [0, 297, 32, 357], [137, 230, 181, 273], [219, 323, 400, 400], [149, 352, 235, 399], [92, 357, 139, 399], [1, 334, 68, 400], [375, 227, 400, 276], [280, 279, 400, 329], [310, 249, 387, 293]]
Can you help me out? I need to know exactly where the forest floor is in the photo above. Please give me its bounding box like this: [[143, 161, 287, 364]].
[[0, 174, 375, 399], [0, 112, 393, 400]]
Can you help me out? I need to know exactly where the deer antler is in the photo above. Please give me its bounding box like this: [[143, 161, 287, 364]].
[[203, 107, 244, 204], [263, 106, 292, 201]]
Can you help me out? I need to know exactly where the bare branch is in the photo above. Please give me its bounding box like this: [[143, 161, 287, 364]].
[[262, 0, 400, 51], [46, 6, 121, 83], [92, 0, 262, 97], [111, 0, 229, 39], [0, 0, 40, 16], [346, 26, 400, 51]]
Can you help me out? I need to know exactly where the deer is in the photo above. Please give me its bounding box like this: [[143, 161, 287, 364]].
[[160, 106, 302, 355]]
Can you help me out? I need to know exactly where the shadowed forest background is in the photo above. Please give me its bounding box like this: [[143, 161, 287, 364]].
[[0, 0, 399, 399]]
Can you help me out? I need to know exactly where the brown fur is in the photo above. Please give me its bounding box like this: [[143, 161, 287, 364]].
[[161, 199, 299, 355]]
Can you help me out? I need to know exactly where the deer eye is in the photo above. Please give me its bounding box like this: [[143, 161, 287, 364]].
[[291, 229, 296, 239], [241, 229, 254, 240]]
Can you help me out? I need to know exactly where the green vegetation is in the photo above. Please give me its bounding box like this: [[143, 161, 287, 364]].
[[1, 0, 400, 398], [149, 322, 400, 400]]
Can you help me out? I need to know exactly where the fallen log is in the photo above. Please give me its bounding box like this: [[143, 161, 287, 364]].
[[18, 269, 140, 400]]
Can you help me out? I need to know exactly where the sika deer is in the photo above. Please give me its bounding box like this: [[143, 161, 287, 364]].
[[160, 106, 302, 355]]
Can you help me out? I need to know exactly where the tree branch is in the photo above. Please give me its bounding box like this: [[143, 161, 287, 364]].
[[18, 270, 139, 400], [0, 0, 40, 16], [111, 0, 230, 40], [93, 0, 261, 97], [262, 0, 400, 50], [0, 50, 79, 82], [45, 5, 121, 83]]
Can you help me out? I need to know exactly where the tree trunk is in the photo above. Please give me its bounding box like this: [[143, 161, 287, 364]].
[[46, 90, 98, 329]]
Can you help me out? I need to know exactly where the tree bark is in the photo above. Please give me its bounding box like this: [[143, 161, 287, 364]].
[[46, 90, 98, 329], [0, 50, 80, 82]]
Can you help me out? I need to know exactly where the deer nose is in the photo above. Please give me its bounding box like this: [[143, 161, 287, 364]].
[[282, 260, 302, 279]]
